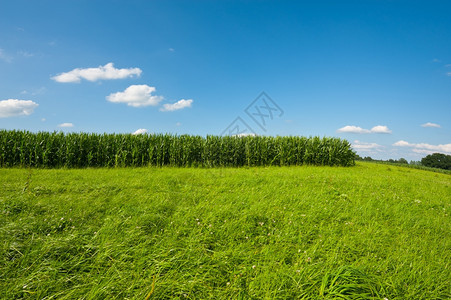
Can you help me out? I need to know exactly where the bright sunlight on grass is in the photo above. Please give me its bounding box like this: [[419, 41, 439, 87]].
[[1, 162, 450, 299]]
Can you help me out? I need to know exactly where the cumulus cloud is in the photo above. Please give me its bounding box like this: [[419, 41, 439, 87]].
[[393, 140, 451, 155], [132, 128, 148, 135], [370, 125, 392, 134], [421, 122, 441, 128], [233, 133, 257, 137], [58, 123, 74, 128], [337, 125, 392, 134], [160, 99, 193, 112], [352, 140, 383, 151], [51, 62, 142, 83], [106, 85, 163, 107], [0, 99, 38, 118], [337, 126, 370, 134]]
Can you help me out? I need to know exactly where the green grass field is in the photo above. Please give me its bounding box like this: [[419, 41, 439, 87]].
[[1, 162, 450, 299]]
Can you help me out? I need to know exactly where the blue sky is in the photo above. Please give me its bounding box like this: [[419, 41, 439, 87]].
[[0, 0, 450, 160]]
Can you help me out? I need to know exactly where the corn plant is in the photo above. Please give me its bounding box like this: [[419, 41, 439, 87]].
[[0, 130, 356, 168]]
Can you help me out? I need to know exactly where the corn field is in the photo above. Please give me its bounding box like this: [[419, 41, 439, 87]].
[[0, 130, 355, 168]]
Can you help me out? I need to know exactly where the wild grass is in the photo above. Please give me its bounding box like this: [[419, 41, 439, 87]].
[[369, 161, 451, 175], [0, 130, 355, 168], [1, 162, 450, 299]]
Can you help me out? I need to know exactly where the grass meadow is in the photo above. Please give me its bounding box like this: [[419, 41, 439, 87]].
[[1, 162, 450, 299]]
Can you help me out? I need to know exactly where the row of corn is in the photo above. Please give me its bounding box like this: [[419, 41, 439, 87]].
[[0, 130, 355, 168]]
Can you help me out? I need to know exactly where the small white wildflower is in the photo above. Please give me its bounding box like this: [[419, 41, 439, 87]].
[[252, 265, 256, 269]]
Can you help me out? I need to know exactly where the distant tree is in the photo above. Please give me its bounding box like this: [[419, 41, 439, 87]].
[[363, 156, 373, 161], [421, 153, 451, 170], [410, 160, 421, 166], [388, 159, 395, 163], [397, 158, 408, 164], [355, 154, 363, 161]]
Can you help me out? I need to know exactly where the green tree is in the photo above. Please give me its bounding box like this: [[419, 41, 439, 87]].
[[397, 158, 408, 164], [421, 153, 451, 170]]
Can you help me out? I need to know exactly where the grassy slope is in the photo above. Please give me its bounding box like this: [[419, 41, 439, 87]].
[[0, 162, 450, 299]]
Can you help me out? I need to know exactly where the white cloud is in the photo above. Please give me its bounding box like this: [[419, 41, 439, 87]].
[[21, 87, 46, 96], [107, 85, 163, 107], [0, 99, 38, 118], [58, 123, 74, 128], [160, 99, 193, 112], [352, 140, 383, 151], [412, 149, 436, 155], [132, 128, 148, 135], [447, 72, 451, 76], [169, 48, 175, 52], [370, 125, 392, 134], [393, 140, 451, 154], [337, 125, 392, 134], [421, 122, 441, 128], [0, 48, 12, 63], [233, 133, 257, 137], [337, 126, 370, 134], [18, 50, 34, 58], [51, 62, 142, 83], [393, 140, 409, 147]]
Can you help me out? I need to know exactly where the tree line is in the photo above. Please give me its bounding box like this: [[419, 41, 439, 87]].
[[355, 153, 451, 170]]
